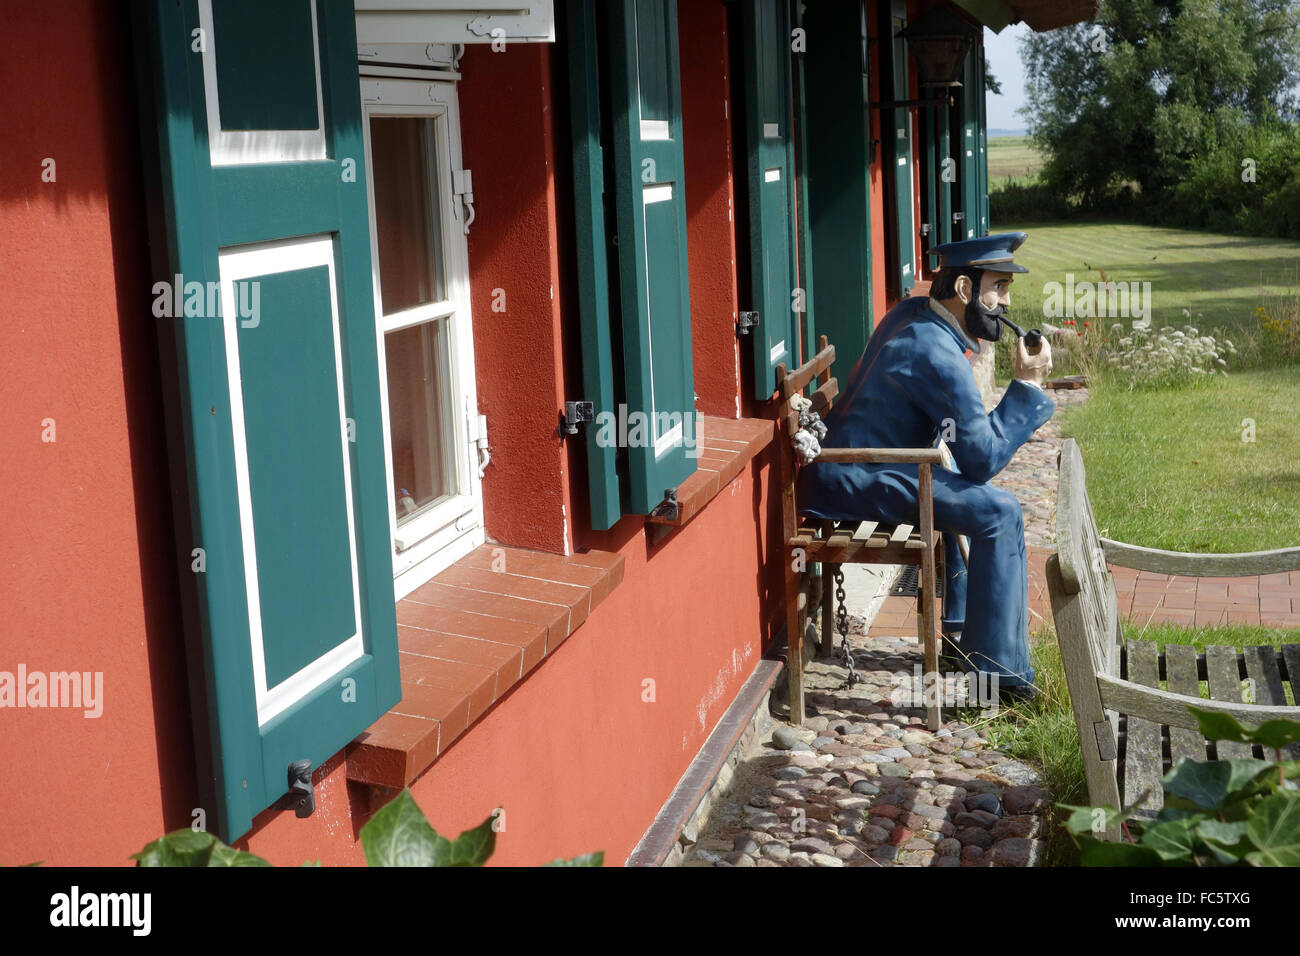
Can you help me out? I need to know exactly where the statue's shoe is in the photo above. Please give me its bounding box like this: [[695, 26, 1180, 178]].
[[998, 683, 1042, 706]]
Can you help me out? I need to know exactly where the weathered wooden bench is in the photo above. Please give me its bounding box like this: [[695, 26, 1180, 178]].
[[776, 336, 948, 731], [1047, 438, 1300, 837]]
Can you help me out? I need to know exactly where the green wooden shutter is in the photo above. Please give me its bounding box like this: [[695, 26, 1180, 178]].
[[802, 0, 873, 382], [564, 0, 622, 531], [135, 0, 400, 842], [887, 0, 915, 296], [741, 0, 797, 399], [938, 101, 953, 247], [605, 0, 695, 516]]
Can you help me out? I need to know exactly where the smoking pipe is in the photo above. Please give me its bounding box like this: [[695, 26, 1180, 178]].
[[998, 315, 1043, 353]]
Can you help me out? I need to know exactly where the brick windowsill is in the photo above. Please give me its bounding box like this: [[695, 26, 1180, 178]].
[[646, 414, 775, 527], [346, 544, 624, 789]]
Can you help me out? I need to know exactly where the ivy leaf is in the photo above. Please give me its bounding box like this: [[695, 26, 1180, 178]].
[[132, 829, 270, 867], [1139, 817, 1202, 861], [360, 790, 496, 866], [542, 852, 605, 867], [443, 814, 497, 867], [1196, 819, 1252, 864], [1162, 758, 1273, 811], [1244, 720, 1300, 751], [1189, 708, 1300, 750], [1244, 791, 1300, 867], [1059, 803, 1128, 835], [206, 842, 273, 867], [1076, 835, 1167, 866], [360, 789, 444, 866], [1189, 708, 1251, 743]]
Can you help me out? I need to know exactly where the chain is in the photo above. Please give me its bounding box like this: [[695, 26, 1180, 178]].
[[834, 567, 857, 687]]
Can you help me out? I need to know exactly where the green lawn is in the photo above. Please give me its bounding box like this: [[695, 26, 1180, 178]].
[[993, 220, 1300, 341], [987, 135, 1044, 186], [1059, 367, 1300, 553]]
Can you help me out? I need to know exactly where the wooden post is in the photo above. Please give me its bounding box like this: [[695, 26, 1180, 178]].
[[777, 364, 805, 725], [918, 462, 940, 730]]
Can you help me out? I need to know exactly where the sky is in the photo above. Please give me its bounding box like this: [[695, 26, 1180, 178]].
[[982, 22, 1033, 132]]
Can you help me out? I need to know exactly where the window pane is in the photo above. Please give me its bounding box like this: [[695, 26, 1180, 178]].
[[385, 320, 456, 525], [370, 116, 446, 312]]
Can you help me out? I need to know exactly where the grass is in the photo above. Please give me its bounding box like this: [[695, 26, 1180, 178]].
[[987, 135, 1044, 187], [991, 219, 1300, 343], [1058, 367, 1300, 553]]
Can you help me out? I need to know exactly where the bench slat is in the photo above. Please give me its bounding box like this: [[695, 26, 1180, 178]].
[[1281, 644, 1300, 704], [1122, 641, 1165, 812], [851, 521, 877, 542], [1243, 645, 1287, 707], [1282, 645, 1300, 760], [1163, 644, 1206, 767], [1205, 646, 1254, 759]]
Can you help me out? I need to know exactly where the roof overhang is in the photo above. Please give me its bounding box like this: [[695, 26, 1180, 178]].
[[951, 0, 1100, 33]]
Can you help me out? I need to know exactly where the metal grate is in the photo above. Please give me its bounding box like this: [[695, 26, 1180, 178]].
[[889, 565, 942, 597]]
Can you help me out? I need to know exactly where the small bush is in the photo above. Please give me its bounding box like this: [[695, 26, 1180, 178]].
[[989, 177, 1076, 224], [1100, 321, 1237, 390]]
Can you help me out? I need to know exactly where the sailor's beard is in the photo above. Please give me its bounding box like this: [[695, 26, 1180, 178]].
[[964, 297, 1006, 342]]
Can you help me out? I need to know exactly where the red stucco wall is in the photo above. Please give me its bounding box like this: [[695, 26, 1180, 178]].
[[0, 3, 774, 868], [459, 44, 573, 555], [0, 1, 200, 866]]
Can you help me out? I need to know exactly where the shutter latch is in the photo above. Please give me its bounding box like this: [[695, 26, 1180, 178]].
[[649, 488, 679, 522], [736, 311, 760, 336], [271, 759, 315, 819], [560, 400, 594, 437]]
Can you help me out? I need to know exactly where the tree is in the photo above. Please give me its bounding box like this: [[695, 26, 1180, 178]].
[[1019, 0, 1300, 207]]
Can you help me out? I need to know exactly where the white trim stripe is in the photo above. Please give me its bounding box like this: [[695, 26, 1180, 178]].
[[199, 0, 328, 167], [218, 235, 365, 727]]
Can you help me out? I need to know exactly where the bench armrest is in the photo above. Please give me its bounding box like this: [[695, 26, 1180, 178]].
[[1100, 539, 1300, 578], [816, 447, 945, 465]]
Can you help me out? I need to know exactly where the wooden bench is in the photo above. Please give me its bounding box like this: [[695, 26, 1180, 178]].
[[776, 336, 947, 730], [1046, 438, 1300, 838]]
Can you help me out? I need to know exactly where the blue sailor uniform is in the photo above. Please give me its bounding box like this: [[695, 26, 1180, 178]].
[[796, 294, 1055, 687]]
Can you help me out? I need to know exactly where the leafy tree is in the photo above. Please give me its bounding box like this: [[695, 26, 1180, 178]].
[[1019, 0, 1300, 207]]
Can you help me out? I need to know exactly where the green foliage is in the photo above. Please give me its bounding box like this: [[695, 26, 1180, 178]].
[[359, 790, 496, 867], [1020, 0, 1300, 236], [1064, 707, 1300, 866], [131, 789, 603, 867], [132, 829, 272, 867]]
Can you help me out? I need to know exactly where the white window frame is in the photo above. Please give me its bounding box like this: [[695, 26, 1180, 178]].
[[360, 77, 485, 599]]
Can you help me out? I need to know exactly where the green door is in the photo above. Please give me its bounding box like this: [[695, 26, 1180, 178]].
[[888, 0, 915, 296], [605, 0, 696, 516], [135, 0, 400, 841], [741, 0, 798, 399]]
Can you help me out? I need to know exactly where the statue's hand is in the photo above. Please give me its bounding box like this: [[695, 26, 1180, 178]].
[[1014, 336, 1053, 386]]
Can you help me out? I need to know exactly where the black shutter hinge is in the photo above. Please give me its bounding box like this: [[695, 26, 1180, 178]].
[[736, 311, 760, 336], [649, 488, 679, 522], [271, 759, 315, 819], [559, 400, 595, 438]]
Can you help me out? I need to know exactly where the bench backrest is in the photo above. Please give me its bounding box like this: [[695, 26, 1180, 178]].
[[775, 337, 837, 539], [1053, 438, 1122, 680]]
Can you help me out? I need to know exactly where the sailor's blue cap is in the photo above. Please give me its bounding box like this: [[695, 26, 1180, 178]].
[[931, 231, 1029, 273]]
